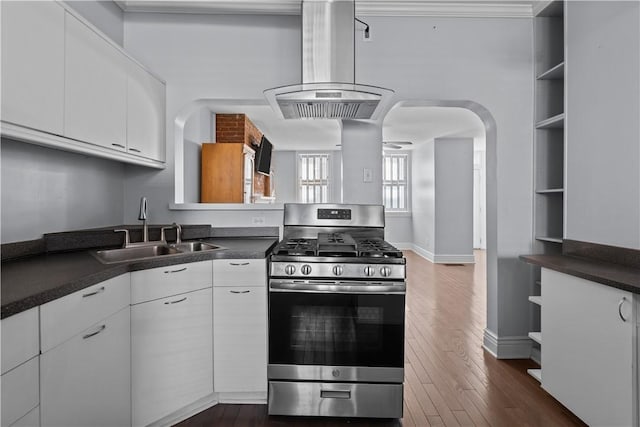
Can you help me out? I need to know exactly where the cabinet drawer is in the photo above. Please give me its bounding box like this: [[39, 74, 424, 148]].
[[1, 356, 39, 427], [10, 406, 39, 427], [1, 307, 39, 375], [131, 260, 212, 304], [213, 259, 266, 287], [40, 273, 130, 353]]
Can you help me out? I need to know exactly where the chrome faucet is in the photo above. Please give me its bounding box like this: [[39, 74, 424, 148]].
[[161, 222, 183, 244], [138, 197, 149, 243]]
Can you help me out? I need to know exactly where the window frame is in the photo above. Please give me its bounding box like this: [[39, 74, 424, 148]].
[[382, 152, 411, 213], [297, 152, 332, 204]]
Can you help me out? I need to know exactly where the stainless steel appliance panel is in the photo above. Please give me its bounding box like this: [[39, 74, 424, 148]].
[[268, 364, 404, 383], [268, 381, 403, 418], [271, 262, 405, 280]]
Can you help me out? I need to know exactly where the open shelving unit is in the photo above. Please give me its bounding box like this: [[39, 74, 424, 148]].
[[529, 0, 565, 382]]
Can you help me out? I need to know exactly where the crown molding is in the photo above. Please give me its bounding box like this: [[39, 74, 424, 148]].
[[115, 1, 533, 18]]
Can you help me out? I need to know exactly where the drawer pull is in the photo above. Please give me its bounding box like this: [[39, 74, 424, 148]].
[[618, 297, 628, 322], [229, 262, 250, 266], [164, 267, 187, 274], [111, 143, 125, 149], [83, 324, 106, 340], [164, 297, 187, 305], [230, 290, 251, 294], [129, 148, 141, 153], [320, 390, 351, 399], [82, 286, 105, 298]]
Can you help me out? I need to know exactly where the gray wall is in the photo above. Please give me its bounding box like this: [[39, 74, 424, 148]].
[[122, 12, 534, 343], [341, 121, 383, 205], [434, 138, 474, 257], [183, 108, 213, 203], [565, 1, 640, 249], [1, 139, 125, 243], [64, 0, 124, 46], [412, 141, 436, 253]]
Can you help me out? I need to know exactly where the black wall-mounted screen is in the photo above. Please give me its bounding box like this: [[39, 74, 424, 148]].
[[255, 135, 273, 175]]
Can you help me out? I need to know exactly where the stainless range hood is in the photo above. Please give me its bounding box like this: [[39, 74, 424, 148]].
[[264, 0, 394, 120]]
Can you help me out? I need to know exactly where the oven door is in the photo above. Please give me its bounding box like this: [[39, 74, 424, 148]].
[[268, 280, 405, 383]]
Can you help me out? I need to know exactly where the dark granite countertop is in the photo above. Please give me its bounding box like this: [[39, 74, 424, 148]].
[[520, 253, 640, 294], [1, 236, 278, 319]]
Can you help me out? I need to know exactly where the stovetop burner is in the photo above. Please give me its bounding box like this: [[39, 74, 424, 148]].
[[273, 234, 403, 259]]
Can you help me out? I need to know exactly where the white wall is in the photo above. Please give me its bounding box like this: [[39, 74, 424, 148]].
[[412, 141, 436, 253], [183, 108, 213, 203], [341, 121, 383, 205], [64, 0, 124, 46], [123, 12, 534, 345], [434, 138, 474, 260], [565, 1, 640, 249], [1, 139, 125, 243]]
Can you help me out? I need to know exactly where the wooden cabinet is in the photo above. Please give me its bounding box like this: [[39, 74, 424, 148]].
[[41, 307, 131, 427], [131, 287, 213, 426], [541, 268, 636, 426], [64, 12, 128, 151], [127, 60, 166, 161], [131, 262, 213, 427], [213, 259, 267, 395], [1, 307, 40, 427], [201, 143, 255, 203], [0, 1, 65, 135]]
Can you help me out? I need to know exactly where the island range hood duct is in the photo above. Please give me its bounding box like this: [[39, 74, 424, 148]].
[[264, 0, 394, 120]]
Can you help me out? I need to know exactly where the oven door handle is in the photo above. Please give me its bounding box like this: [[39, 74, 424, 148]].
[[269, 281, 406, 294]]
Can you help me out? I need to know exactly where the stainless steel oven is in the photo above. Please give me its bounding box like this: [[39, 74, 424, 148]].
[[267, 204, 406, 419]]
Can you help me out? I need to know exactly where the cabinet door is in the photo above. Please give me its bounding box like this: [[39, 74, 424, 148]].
[[1, 307, 39, 375], [127, 60, 166, 161], [1, 1, 64, 134], [214, 286, 267, 393], [542, 268, 634, 426], [64, 13, 127, 150], [1, 356, 39, 427], [131, 287, 213, 427], [41, 307, 131, 427]]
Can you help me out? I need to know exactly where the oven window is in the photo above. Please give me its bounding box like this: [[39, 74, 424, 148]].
[[269, 292, 405, 368]]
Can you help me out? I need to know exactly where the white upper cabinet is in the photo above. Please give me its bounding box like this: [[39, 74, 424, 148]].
[[127, 61, 166, 161], [64, 13, 127, 151], [1, 1, 64, 134]]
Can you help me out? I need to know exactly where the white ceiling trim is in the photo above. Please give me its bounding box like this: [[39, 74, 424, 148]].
[[114, 1, 533, 18]]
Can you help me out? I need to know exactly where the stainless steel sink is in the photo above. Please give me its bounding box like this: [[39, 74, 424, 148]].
[[92, 241, 223, 264], [169, 242, 220, 252]]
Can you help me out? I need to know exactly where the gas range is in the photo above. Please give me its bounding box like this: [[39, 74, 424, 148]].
[[267, 203, 405, 419]]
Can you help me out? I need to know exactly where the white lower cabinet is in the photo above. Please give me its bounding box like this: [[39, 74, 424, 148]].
[[131, 287, 213, 426], [541, 268, 636, 426], [1, 357, 39, 427], [10, 406, 39, 427], [40, 306, 131, 427], [213, 286, 267, 393]]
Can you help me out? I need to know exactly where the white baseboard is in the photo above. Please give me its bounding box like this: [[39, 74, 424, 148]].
[[410, 244, 475, 264], [483, 328, 533, 359], [217, 391, 267, 404], [150, 394, 218, 427]]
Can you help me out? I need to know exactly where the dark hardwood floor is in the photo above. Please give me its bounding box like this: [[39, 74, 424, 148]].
[[177, 251, 586, 427]]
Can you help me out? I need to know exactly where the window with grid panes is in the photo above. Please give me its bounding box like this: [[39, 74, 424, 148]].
[[382, 153, 409, 211], [298, 153, 330, 203]]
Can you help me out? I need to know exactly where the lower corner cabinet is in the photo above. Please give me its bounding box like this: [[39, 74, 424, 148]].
[[40, 306, 131, 427], [213, 285, 267, 393], [131, 287, 213, 427], [541, 268, 636, 426]]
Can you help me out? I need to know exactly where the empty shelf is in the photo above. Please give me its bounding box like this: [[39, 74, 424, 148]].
[[536, 188, 564, 194], [537, 62, 564, 80], [536, 113, 565, 129], [536, 236, 563, 244], [529, 296, 542, 306], [528, 332, 542, 345], [527, 368, 542, 383]]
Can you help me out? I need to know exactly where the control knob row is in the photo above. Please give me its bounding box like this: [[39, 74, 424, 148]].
[[364, 266, 393, 277], [283, 264, 394, 277]]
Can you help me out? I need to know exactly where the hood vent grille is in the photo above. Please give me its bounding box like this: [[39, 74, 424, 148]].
[[264, 0, 394, 120]]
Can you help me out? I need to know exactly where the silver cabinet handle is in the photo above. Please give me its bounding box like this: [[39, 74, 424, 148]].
[[111, 143, 125, 149], [230, 290, 250, 294], [82, 286, 105, 298], [164, 267, 187, 274], [164, 297, 187, 305], [83, 324, 106, 340], [129, 148, 141, 153], [320, 390, 351, 399], [618, 297, 628, 322], [230, 262, 250, 266]]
